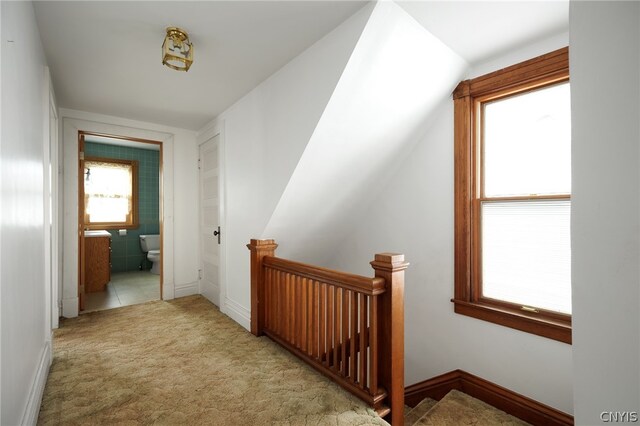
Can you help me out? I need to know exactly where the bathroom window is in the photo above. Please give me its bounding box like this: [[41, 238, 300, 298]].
[[84, 157, 139, 229]]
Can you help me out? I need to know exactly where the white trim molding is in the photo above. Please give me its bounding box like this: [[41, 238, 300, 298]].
[[174, 281, 199, 298], [222, 297, 250, 331], [20, 341, 52, 426], [62, 297, 79, 318], [60, 110, 177, 317]]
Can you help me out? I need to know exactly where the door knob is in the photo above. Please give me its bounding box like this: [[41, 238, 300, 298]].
[[213, 226, 221, 244]]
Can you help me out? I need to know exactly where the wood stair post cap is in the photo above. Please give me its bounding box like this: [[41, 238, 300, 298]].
[[247, 239, 278, 250], [370, 253, 409, 272]]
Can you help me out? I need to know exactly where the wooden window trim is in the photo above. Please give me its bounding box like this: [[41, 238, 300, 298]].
[[84, 156, 139, 230], [452, 47, 572, 344]]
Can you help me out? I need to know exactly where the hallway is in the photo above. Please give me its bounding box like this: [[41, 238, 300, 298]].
[[38, 296, 385, 425]]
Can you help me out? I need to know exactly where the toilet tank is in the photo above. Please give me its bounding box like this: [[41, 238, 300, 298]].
[[139, 234, 160, 252]]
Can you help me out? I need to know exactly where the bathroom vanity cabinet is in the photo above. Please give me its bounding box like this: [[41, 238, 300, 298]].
[[85, 233, 111, 293]]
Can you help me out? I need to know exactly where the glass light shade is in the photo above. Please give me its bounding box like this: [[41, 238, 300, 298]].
[[162, 27, 193, 72]]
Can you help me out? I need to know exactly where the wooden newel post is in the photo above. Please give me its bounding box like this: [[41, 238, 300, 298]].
[[247, 239, 278, 336], [371, 253, 409, 426]]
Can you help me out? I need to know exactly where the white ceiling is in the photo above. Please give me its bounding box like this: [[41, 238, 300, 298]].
[[34, 1, 568, 131], [34, 1, 369, 130]]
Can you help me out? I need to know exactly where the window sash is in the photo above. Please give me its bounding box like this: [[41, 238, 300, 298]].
[[476, 198, 572, 315], [84, 157, 138, 229]]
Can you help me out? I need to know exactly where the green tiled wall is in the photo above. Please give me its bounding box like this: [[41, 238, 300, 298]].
[[85, 142, 160, 272]]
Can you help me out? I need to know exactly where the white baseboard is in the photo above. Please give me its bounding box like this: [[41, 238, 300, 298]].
[[21, 340, 52, 425], [174, 281, 198, 298], [62, 296, 78, 318], [200, 281, 220, 307], [222, 297, 250, 331]]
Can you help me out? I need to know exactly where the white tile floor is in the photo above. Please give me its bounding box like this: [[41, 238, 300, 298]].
[[82, 271, 160, 313]]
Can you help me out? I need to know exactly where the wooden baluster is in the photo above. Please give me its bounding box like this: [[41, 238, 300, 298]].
[[359, 293, 368, 390], [271, 268, 276, 333], [247, 239, 278, 336], [333, 287, 340, 372], [319, 282, 326, 364], [264, 267, 271, 330], [350, 290, 357, 384], [292, 275, 297, 346], [271, 271, 276, 335], [371, 253, 409, 426], [301, 277, 307, 351], [290, 274, 296, 346], [272, 271, 277, 336], [326, 285, 334, 367], [342, 289, 349, 377], [286, 273, 292, 343], [293, 275, 302, 348], [296, 276, 301, 349], [298, 277, 302, 349], [312, 280, 319, 361], [278, 272, 286, 336], [272, 268, 277, 333], [369, 295, 378, 396], [307, 278, 314, 357]]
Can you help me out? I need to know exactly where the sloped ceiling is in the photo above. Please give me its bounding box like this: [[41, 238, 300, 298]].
[[397, 1, 568, 64], [262, 1, 467, 264]]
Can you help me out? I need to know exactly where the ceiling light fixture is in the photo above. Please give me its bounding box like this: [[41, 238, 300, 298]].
[[162, 27, 193, 72]]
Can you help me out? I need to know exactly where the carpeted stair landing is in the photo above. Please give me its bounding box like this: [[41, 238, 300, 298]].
[[404, 390, 530, 425]]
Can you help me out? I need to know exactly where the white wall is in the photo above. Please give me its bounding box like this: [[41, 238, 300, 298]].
[[60, 109, 199, 317], [328, 36, 574, 414], [1, 2, 54, 424], [570, 2, 640, 423], [205, 3, 374, 329], [263, 1, 466, 266]]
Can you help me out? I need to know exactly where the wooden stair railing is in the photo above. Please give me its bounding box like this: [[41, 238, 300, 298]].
[[248, 239, 408, 426]]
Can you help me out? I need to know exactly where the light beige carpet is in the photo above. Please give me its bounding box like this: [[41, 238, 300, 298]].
[[404, 398, 437, 425], [413, 390, 529, 425], [38, 295, 388, 425]]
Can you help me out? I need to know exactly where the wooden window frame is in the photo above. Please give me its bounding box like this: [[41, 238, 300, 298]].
[[452, 47, 572, 344], [84, 156, 139, 230]]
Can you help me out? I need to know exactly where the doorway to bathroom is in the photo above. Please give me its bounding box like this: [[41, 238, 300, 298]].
[[77, 131, 163, 313]]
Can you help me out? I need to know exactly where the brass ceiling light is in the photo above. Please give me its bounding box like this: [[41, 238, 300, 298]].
[[162, 27, 193, 72]]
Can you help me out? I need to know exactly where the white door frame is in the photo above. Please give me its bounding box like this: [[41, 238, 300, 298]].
[[45, 68, 59, 330], [61, 115, 175, 318], [196, 121, 226, 312]]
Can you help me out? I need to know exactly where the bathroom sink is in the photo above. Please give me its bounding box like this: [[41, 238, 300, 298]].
[[84, 230, 111, 237]]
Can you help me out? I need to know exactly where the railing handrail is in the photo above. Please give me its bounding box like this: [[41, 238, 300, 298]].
[[263, 256, 386, 296]]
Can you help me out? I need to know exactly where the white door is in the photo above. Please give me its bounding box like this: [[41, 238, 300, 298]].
[[199, 135, 220, 306]]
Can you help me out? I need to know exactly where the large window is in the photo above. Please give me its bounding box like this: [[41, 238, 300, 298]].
[[84, 157, 138, 229], [452, 48, 571, 344]]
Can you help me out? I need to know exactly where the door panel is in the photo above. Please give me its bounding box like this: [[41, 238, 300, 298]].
[[200, 135, 220, 306]]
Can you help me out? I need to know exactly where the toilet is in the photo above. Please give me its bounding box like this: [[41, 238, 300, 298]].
[[139, 234, 161, 275]]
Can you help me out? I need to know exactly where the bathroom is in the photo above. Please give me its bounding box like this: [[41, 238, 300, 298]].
[[82, 135, 161, 312]]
